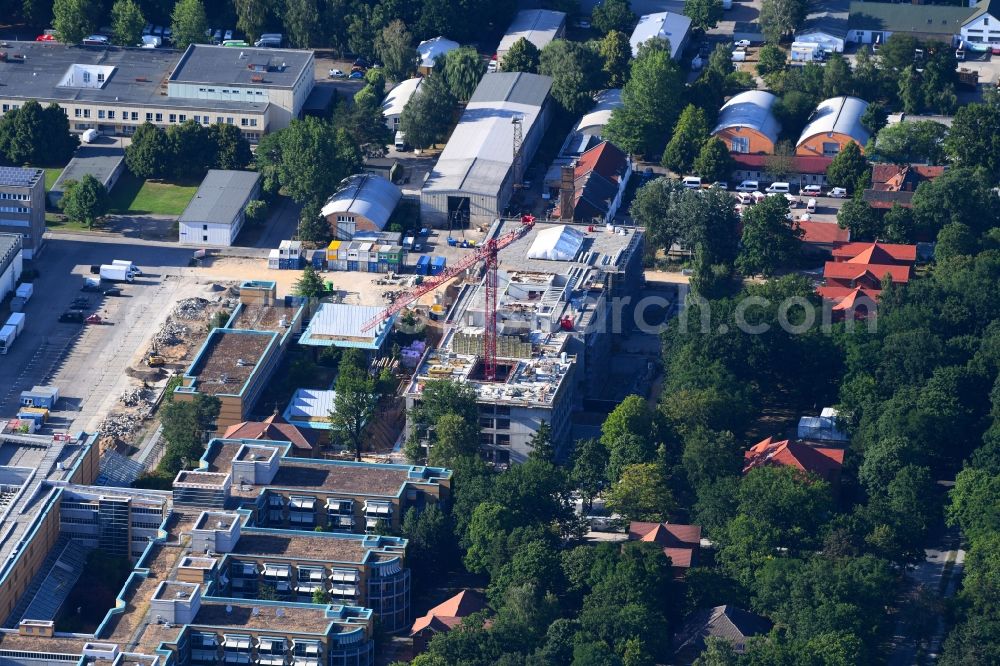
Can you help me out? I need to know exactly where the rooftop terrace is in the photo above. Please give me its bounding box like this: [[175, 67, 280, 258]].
[[230, 532, 369, 563], [181, 329, 276, 397]]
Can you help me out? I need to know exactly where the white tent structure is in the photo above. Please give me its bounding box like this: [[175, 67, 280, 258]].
[[527, 225, 585, 261], [417, 37, 459, 72]]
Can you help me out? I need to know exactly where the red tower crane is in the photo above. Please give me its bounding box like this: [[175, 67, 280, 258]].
[[361, 215, 536, 381]]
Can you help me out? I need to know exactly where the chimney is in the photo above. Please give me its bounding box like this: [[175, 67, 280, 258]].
[[559, 163, 576, 221]]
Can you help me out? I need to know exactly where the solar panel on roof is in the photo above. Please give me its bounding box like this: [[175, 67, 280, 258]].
[[0, 167, 37, 187]]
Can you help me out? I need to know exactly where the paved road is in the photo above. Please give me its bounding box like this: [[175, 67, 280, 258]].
[[888, 527, 965, 666]]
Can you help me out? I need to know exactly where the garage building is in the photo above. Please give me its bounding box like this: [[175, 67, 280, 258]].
[[178, 169, 262, 246], [496, 10, 567, 60], [420, 72, 553, 227]]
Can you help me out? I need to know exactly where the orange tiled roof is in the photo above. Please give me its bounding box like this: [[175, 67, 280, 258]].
[[823, 261, 911, 284], [222, 413, 313, 451], [743, 437, 844, 480], [797, 221, 850, 245], [831, 242, 917, 264], [409, 589, 487, 637]]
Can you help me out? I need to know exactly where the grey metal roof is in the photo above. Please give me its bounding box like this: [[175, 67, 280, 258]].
[[712, 90, 781, 145], [0, 166, 42, 188], [629, 12, 692, 59], [179, 170, 261, 225], [320, 173, 402, 229], [797, 96, 871, 147], [796, 0, 850, 39], [50, 146, 124, 195], [169, 44, 312, 89], [0, 235, 22, 269], [497, 10, 567, 53], [382, 77, 423, 118], [0, 42, 269, 111], [424, 72, 552, 196]]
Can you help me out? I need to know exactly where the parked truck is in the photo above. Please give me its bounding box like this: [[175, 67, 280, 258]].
[[10, 283, 33, 312], [99, 264, 135, 282], [111, 259, 142, 275], [0, 312, 25, 354]]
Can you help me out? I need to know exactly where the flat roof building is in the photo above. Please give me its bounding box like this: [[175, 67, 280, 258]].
[[0, 42, 315, 143], [0, 166, 45, 259], [796, 96, 870, 157], [712, 91, 781, 155], [298, 303, 395, 351], [630, 12, 692, 59], [319, 174, 402, 240], [496, 10, 567, 60], [179, 170, 262, 246], [48, 145, 126, 207], [420, 73, 553, 227]]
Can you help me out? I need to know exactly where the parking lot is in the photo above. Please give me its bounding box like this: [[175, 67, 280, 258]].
[[0, 237, 218, 434]]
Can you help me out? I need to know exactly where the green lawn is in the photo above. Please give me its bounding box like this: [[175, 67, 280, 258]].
[[109, 172, 198, 215], [44, 167, 63, 192]]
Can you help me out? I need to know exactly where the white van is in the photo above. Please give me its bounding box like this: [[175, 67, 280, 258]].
[[765, 182, 790, 194], [735, 180, 759, 192], [81, 128, 99, 144], [682, 176, 702, 189], [394, 131, 408, 151], [806, 198, 817, 213], [255, 33, 282, 47], [731, 50, 747, 62], [801, 185, 822, 196]]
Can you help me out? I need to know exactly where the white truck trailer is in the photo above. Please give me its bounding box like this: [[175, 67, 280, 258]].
[[99, 265, 135, 282]]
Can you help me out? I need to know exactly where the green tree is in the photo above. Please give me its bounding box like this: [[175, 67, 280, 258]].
[[935, 222, 977, 262], [947, 467, 1000, 547], [825, 141, 869, 191], [821, 53, 853, 98], [872, 120, 947, 165], [0, 100, 78, 166], [254, 117, 361, 204], [591, 0, 636, 35], [348, 85, 393, 158], [681, 427, 740, 490], [375, 20, 416, 82], [296, 199, 330, 244], [759, 0, 806, 43], [693, 138, 733, 184], [295, 265, 326, 298], [911, 167, 999, 237], [684, 0, 723, 31], [501, 36, 541, 73], [60, 175, 109, 228], [110, 0, 145, 46], [605, 43, 683, 156], [330, 360, 379, 461], [860, 101, 888, 134], [166, 120, 214, 178], [694, 637, 740, 666], [605, 462, 674, 522], [429, 412, 480, 467], [597, 30, 631, 88], [944, 103, 1000, 177], [52, 0, 96, 44], [284, 0, 319, 47], [125, 123, 170, 179], [836, 196, 881, 241], [158, 395, 219, 475], [311, 587, 330, 604], [736, 194, 802, 277], [170, 0, 208, 50], [443, 47, 486, 101], [401, 504, 455, 591], [756, 44, 787, 77], [399, 73, 455, 149], [539, 39, 604, 116], [898, 65, 923, 114], [234, 0, 268, 43], [244, 199, 268, 226], [601, 395, 653, 451], [573, 437, 608, 511], [209, 123, 253, 170], [662, 104, 710, 174]]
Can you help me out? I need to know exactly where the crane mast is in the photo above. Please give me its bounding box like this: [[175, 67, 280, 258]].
[[360, 215, 536, 381]]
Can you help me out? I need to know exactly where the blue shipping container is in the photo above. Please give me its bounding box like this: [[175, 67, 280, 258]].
[[416, 255, 430, 275], [430, 256, 446, 275], [348, 261, 359, 272], [368, 262, 378, 272], [312, 254, 325, 268]]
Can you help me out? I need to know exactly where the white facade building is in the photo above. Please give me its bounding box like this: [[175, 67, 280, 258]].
[[629, 12, 692, 59], [178, 170, 262, 246]]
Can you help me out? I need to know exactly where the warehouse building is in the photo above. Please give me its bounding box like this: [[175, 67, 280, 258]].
[[796, 96, 870, 157], [496, 10, 567, 60], [712, 90, 782, 155], [178, 170, 262, 246], [0, 167, 45, 259], [0, 42, 315, 142], [48, 145, 126, 207], [630, 12, 692, 59], [0, 234, 23, 304], [320, 173, 402, 240], [420, 72, 553, 227]]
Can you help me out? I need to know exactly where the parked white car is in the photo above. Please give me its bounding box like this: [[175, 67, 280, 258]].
[[682, 176, 702, 189], [801, 185, 822, 196], [735, 180, 759, 192], [329, 69, 346, 77], [765, 181, 790, 194], [736, 192, 753, 205], [827, 187, 848, 198], [734, 39, 751, 48]]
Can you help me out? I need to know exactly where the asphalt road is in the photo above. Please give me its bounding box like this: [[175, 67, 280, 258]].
[[0, 237, 202, 434]]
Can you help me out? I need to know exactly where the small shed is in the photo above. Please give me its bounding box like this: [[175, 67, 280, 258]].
[[20, 385, 59, 409], [48, 146, 125, 207], [178, 170, 262, 246]]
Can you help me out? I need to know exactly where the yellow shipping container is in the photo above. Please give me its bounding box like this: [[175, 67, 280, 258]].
[[328, 240, 342, 251]]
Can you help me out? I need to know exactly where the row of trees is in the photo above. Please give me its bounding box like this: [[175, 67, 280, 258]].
[[124, 120, 252, 180], [0, 100, 78, 166]]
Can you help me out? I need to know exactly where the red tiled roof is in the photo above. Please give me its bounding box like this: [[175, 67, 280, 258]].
[[823, 261, 911, 283], [743, 437, 845, 480], [817, 285, 881, 302], [831, 242, 917, 264], [870, 163, 944, 191], [409, 589, 487, 637], [222, 413, 313, 452], [797, 221, 850, 245], [575, 140, 629, 184], [663, 547, 695, 568], [628, 522, 701, 570], [731, 153, 833, 174]]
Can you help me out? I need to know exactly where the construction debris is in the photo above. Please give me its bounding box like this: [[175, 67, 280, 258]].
[[119, 387, 153, 408], [154, 321, 191, 347], [174, 297, 210, 320]]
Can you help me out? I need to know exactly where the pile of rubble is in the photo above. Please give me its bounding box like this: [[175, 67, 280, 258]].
[[154, 321, 190, 347], [120, 387, 153, 408], [97, 412, 140, 448], [174, 297, 210, 320]]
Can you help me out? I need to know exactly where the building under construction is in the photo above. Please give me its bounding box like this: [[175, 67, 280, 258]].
[[403, 220, 644, 464]]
